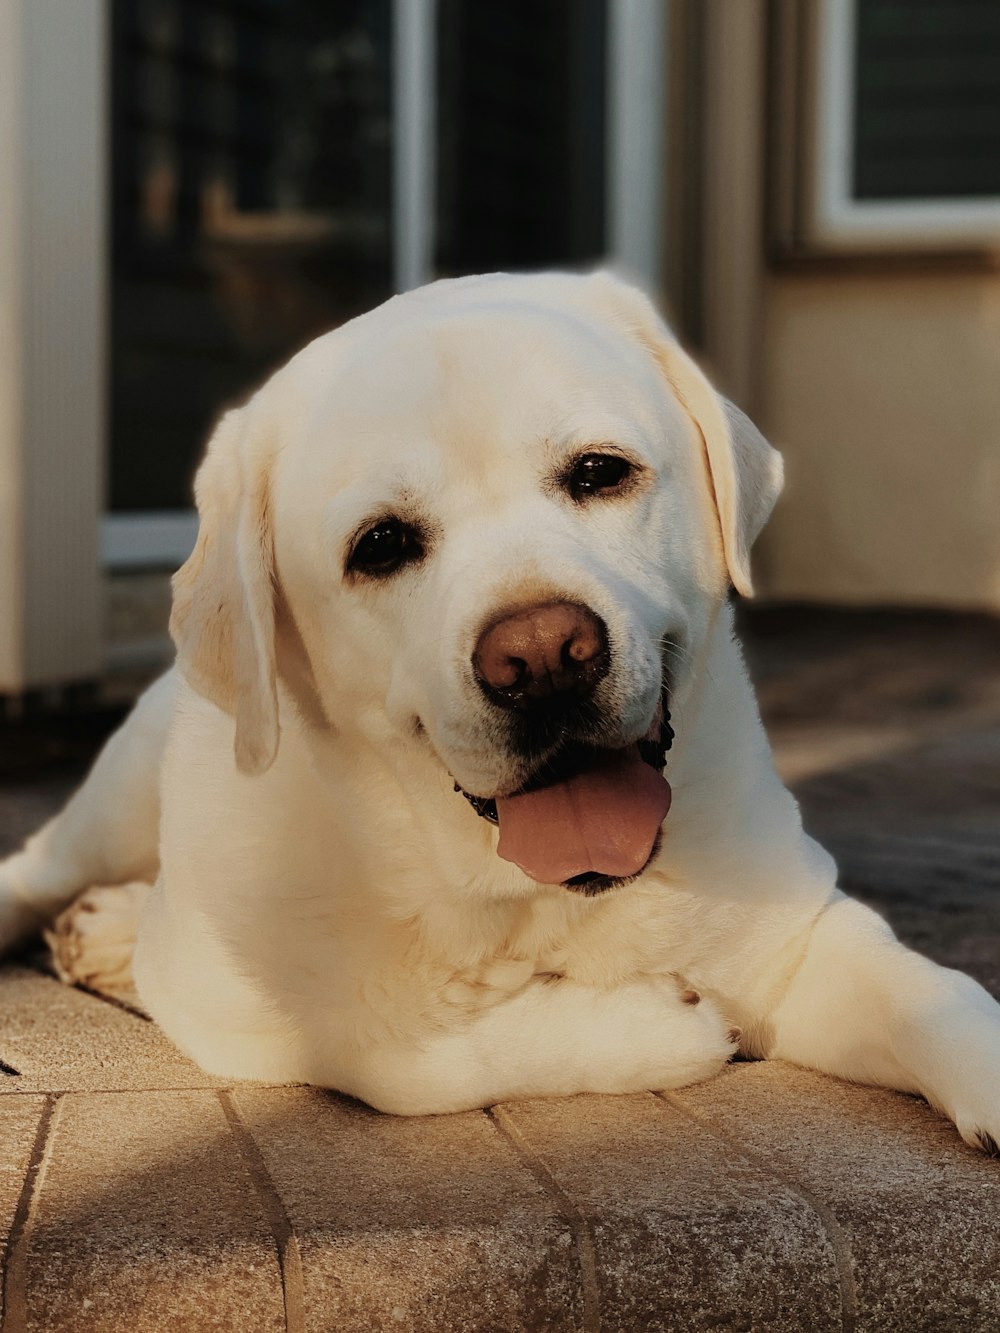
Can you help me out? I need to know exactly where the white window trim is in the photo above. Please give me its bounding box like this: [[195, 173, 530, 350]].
[[101, 511, 200, 569], [810, 0, 1000, 249]]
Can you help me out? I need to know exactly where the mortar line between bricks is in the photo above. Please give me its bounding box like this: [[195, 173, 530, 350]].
[[488, 1105, 601, 1333], [656, 1091, 858, 1333], [0, 1085, 238, 1095], [19, 963, 151, 1022], [218, 1089, 306, 1333], [70, 983, 152, 1021], [1, 1093, 64, 1333]]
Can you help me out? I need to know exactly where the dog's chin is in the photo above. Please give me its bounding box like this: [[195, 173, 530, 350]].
[[562, 828, 664, 895]]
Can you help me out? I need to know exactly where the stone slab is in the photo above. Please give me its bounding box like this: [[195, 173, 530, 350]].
[[672, 1060, 1000, 1332], [0, 1096, 48, 1322], [0, 967, 227, 1092], [234, 1086, 582, 1332], [22, 1090, 285, 1333], [0, 608, 998, 1330], [497, 1091, 843, 1332]]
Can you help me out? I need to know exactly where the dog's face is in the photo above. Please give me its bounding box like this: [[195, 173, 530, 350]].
[[270, 284, 717, 800], [170, 272, 782, 887]]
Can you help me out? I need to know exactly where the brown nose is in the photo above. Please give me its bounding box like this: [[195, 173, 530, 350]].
[[473, 601, 609, 707]]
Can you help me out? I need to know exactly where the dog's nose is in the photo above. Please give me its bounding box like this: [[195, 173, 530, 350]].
[[474, 601, 609, 707]]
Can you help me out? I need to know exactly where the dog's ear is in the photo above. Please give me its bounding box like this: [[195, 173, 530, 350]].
[[588, 272, 783, 597], [170, 406, 279, 774]]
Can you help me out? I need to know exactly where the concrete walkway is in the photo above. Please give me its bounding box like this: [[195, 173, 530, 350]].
[[2, 608, 999, 1331]]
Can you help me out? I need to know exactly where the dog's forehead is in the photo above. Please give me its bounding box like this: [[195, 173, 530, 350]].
[[283, 290, 673, 482]]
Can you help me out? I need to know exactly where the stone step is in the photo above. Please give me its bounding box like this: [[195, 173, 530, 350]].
[[2, 969, 1000, 1331]]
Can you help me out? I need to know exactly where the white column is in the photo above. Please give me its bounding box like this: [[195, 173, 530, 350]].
[[606, 0, 668, 295], [0, 0, 107, 691], [392, 0, 437, 293]]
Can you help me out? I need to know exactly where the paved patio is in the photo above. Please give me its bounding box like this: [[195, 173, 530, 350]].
[[1, 607, 999, 1331]]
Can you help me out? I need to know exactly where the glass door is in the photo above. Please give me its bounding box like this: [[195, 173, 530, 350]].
[[106, 0, 393, 558], [104, 0, 666, 566]]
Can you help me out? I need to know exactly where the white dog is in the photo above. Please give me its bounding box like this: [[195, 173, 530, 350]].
[[1, 271, 998, 1147]]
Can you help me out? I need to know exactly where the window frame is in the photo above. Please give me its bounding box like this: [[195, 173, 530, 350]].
[[805, 0, 1000, 251]]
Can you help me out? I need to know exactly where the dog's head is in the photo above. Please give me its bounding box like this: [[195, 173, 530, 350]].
[[170, 272, 782, 889]]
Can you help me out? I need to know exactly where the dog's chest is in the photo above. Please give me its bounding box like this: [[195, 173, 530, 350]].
[[434, 883, 702, 1008]]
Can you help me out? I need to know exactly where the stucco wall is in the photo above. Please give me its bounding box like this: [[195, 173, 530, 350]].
[[756, 270, 1000, 610]]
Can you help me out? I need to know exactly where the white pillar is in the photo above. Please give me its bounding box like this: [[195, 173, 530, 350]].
[[0, 0, 107, 691], [392, 0, 437, 293], [606, 0, 668, 295]]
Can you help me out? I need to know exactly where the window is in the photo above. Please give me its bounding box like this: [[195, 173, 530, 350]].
[[774, 0, 1000, 251], [103, 0, 666, 565], [109, 0, 394, 517]]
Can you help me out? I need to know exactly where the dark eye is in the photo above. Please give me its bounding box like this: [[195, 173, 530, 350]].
[[567, 453, 634, 500], [348, 518, 423, 577]]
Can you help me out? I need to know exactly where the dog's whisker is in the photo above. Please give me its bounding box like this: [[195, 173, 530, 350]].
[[660, 638, 722, 694]]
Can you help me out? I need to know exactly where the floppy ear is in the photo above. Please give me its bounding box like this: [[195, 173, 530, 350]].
[[588, 272, 783, 597], [170, 406, 279, 774]]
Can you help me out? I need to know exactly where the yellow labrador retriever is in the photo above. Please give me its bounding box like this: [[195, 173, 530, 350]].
[[1, 272, 998, 1147]]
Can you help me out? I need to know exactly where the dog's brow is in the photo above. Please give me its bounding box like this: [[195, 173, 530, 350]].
[[547, 421, 651, 458], [325, 480, 426, 540]]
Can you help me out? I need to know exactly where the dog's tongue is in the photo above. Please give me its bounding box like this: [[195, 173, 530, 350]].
[[495, 748, 671, 884]]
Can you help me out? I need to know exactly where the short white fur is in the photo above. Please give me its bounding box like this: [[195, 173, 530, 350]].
[[1, 272, 998, 1147]]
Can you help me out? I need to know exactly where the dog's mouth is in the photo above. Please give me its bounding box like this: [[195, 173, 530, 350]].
[[456, 702, 674, 893]]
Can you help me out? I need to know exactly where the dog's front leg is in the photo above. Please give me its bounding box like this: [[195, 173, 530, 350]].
[[350, 973, 738, 1116], [766, 894, 1000, 1152], [0, 672, 172, 954]]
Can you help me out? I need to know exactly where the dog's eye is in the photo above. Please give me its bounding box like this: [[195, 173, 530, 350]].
[[567, 453, 634, 500], [348, 519, 422, 577]]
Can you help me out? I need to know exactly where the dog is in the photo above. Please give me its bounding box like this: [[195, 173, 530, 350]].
[[1, 271, 998, 1145]]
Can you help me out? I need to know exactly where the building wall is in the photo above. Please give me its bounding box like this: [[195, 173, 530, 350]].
[[756, 269, 1000, 610]]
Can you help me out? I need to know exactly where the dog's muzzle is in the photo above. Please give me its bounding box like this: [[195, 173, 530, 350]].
[[456, 705, 674, 825], [455, 697, 674, 892]]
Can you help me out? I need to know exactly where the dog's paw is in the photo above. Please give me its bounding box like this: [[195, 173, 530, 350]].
[[670, 994, 740, 1087], [950, 1090, 1000, 1158], [622, 974, 738, 1092], [45, 882, 150, 998], [906, 981, 1000, 1157], [951, 1104, 1000, 1158], [967, 1128, 1000, 1157], [915, 1002, 1000, 1157]]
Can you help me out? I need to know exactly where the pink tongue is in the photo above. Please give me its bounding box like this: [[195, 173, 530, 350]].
[[495, 748, 671, 884]]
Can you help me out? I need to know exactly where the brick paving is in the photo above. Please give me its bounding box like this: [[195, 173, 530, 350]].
[[741, 607, 1000, 997], [1, 607, 999, 1330]]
